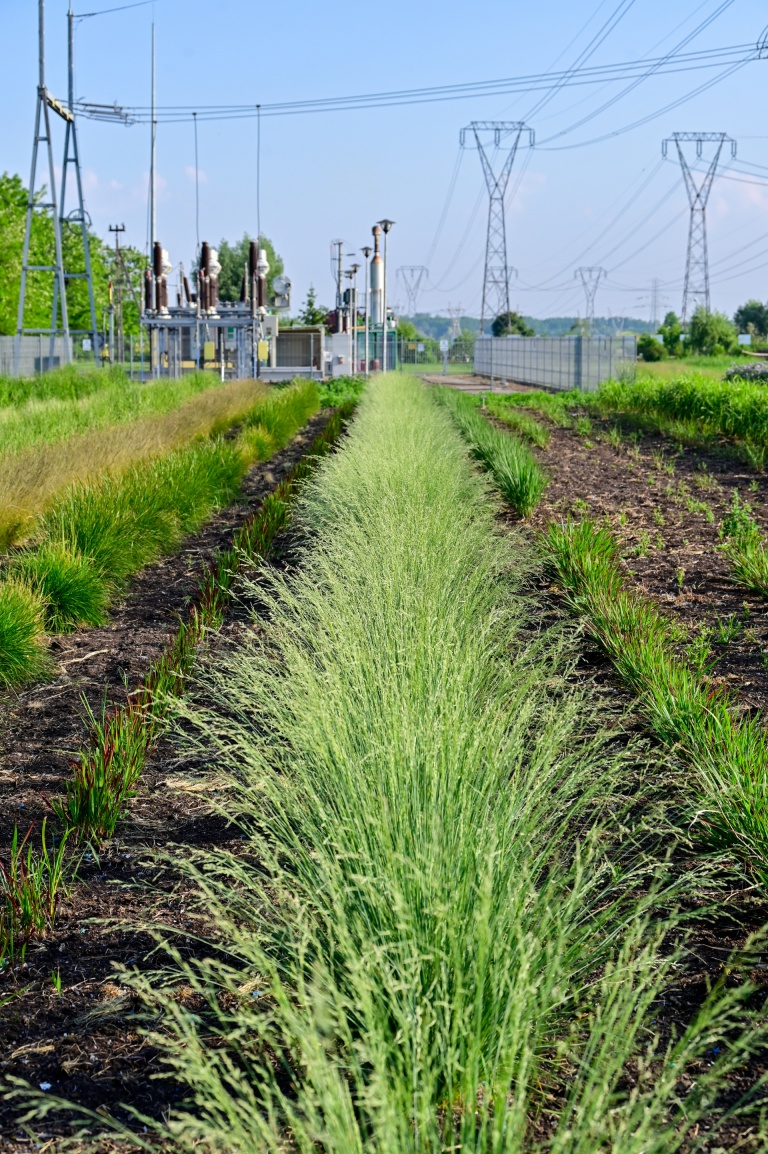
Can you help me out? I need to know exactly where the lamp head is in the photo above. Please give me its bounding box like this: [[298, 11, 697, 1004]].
[[378, 219, 395, 234], [361, 246, 372, 259]]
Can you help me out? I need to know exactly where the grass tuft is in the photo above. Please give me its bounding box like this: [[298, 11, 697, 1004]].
[[434, 385, 548, 515], [10, 544, 108, 632], [0, 580, 48, 687]]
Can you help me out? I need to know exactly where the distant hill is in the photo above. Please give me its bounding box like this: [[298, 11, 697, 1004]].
[[410, 313, 655, 339]]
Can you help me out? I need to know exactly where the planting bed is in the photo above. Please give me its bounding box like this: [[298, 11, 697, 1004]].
[[4, 372, 768, 1151], [0, 410, 337, 1144], [529, 416, 768, 712]]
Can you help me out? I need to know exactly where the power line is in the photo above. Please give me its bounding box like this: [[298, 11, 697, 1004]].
[[75, 42, 756, 125]]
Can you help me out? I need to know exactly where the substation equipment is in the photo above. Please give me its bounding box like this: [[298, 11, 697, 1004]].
[[140, 239, 313, 381]]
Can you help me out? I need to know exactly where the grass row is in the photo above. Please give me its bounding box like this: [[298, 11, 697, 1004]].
[[0, 381, 320, 688], [543, 517, 768, 882], [0, 377, 274, 546], [434, 386, 548, 515], [59, 373, 768, 1151], [0, 400, 357, 965], [489, 371, 768, 468]]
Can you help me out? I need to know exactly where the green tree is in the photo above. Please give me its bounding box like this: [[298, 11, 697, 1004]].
[[637, 332, 664, 362], [734, 299, 768, 339], [396, 318, 419, 341], [659, 311, 682, 357], [212, 233, 284, 304], [686, 306, 738, 355], [0, 171, 116, 338], [492, 310, 534, 337], [298, 284, 329, 326]]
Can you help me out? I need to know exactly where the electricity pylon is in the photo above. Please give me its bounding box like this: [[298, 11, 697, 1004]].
[[446, 303, 463, 340], [397, 266, 428, 316], [662, 132, 736, 320], [17, 1, 99, 370], [575, 267, 606, 333], [460, 121, 534, 335]]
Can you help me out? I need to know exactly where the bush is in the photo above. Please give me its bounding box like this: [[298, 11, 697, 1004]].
[[637, 333, 664, 362], [686, 306, 738, 356]]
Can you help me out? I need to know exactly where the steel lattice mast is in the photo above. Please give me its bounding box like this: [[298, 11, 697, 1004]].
[[575, 267, 606, 333], [460, 121, 533, 335], [662, 132, 736, 320], [397, 266, 428, 316]]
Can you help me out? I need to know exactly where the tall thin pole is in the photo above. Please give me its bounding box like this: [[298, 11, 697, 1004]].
[[67, 4, 74, 109], [379, 221, 394, 373], [39, 0, 45, 89], [149, 22, 156, 261], [193, 110, 199, 257], [256, 104, 261, 240], [362, 246, 371, 377]]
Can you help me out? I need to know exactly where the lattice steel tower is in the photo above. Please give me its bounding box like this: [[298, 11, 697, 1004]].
[[460, 121, 534, 334], [575, 267, 606, 333], [16, 1, 99, 368], [397, 266, 428, 316], [662, 132, 736, 320]]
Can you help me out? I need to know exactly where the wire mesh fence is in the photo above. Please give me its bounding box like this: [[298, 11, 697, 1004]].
[[474, 336, 637, 392]]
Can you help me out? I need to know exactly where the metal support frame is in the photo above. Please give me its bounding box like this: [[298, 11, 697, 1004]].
[[17, 1, 99, 372], [575, 267, 606, 333], [662, 132, 736, 320], [397, 266, 428, 317], [460, 121, 533, 335]]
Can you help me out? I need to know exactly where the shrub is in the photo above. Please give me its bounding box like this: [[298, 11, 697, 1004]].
[[686, 306, 738, 356], [724, 362, 768, 384], [637, 333, 664, 361]]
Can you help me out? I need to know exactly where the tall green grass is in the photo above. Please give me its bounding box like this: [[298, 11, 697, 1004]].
[[69, 375, 768, 1151], [594, 373, 768, 451], [0, 369, 233, 458], [0, 381, 319, 687], [543, 517, 768, 880], [435, 385, 548, 515], [0, 363, 129, 408], [719, 491, 768, 597]]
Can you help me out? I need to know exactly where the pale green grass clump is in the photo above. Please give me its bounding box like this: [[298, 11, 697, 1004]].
[[61, 375, 768, 1151], [435, 385, 548, 515]]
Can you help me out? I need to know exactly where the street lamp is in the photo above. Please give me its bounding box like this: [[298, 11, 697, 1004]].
[[361, 245, 372, 377], [378, 219, 395, 373]]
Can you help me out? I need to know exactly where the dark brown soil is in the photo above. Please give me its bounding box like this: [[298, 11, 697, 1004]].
[[530, 414, 768, 714], [0, 414, 330, 1148]]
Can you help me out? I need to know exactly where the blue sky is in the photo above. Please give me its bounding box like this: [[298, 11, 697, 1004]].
[[2, 0, 767, 322]]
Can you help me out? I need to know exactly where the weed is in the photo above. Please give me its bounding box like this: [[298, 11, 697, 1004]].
[[656, 533, 664, 550], [719, 492, 768, 598], [0, 820, 71, 967], [653, 508, 665, 528], [686, 496, 715, 523], [716, 614, 741, 644], [676, 566, 686, 590], [606, 425, 622, 448], [686, 627, 717, 675], [632, 530, 651, 558], [618, 508, 628, 526], [575, 415, 592, 436], [51, 968, 62, 995], [749, 478, 760, 493]]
